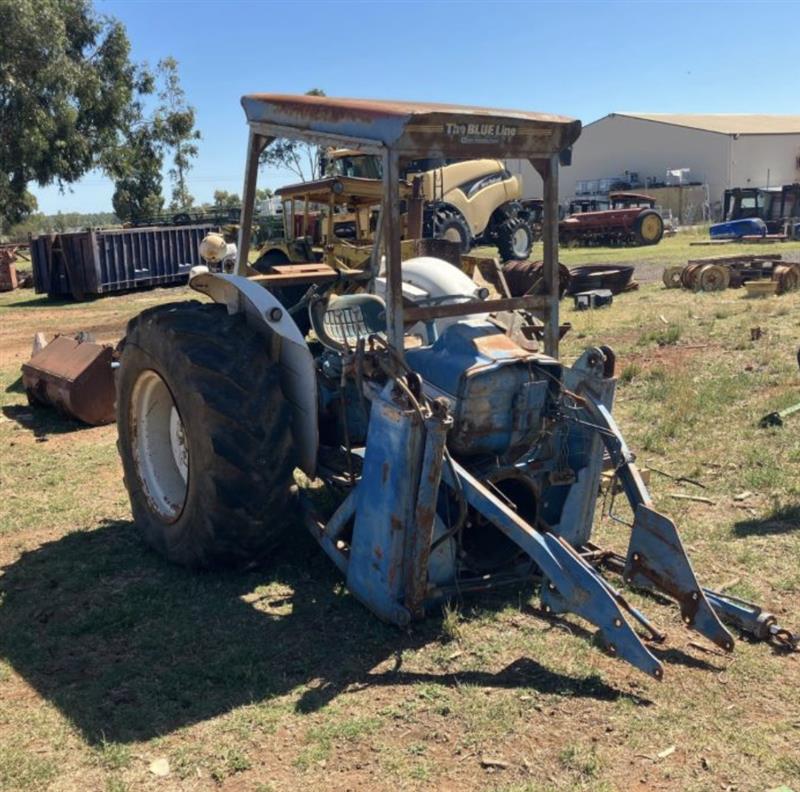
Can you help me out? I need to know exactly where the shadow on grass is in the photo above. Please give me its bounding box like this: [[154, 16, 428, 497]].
[[0, 520, 644, 745], [1, 404, 94, 438], [297, 656, 647, 715], [733, 503, 800, 537], [4, 375, 26, 394], [2, 295, 78, 309]]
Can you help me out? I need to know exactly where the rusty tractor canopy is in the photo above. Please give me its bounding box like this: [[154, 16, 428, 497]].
[[241, 94, 581, 160], [238, 94, 580, 358], [22, 336, 116, 425]]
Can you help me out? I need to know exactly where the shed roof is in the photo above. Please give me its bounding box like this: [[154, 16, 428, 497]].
[[608, 113, 800, 135]]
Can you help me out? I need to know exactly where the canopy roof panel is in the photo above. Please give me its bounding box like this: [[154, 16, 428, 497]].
[[242, 94, 581, 160]]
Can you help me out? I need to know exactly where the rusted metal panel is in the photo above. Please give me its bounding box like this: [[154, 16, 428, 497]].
[[21, 336, 116, 425], [403, 294, 548, 324], [249, 263, 339, 287], [242, 94, 581, 160], [346, 386, 424, 626], [0, 260, 18, 291], [625, 505, 734, 652], [404, 404, 452, 618], [31, 225, 216, 299]]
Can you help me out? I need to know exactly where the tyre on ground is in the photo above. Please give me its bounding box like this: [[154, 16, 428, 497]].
[[699, 264, 730, 292], [662, 266, 684, 289], [502, 259, 571, 298], [116, 301, 296, 568]]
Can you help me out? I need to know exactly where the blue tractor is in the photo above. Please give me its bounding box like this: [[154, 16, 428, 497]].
[[115, 94, 796, 681]]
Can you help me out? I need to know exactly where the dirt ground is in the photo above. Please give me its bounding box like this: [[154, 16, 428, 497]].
[[1, 236, 799, 792]]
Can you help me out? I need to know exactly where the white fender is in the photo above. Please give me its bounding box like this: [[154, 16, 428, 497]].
[[189, 267, 318, 476]]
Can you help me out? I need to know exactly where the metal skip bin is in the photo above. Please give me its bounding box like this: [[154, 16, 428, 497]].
[[30, 225, 216, 299], [21, 336, 116, 426]]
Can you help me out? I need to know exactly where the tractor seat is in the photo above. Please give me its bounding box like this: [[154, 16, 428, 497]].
[[309, 293, 387, 352]]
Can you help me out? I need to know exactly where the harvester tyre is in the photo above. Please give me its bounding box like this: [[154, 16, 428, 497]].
[[431, 208, 471, 253], [117, 301, 296, 569], [634, 210, 664, 246], [496, 216, 534, 261]]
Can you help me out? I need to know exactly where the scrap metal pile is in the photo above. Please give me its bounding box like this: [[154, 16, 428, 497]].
[[663, 254, 800, 294], [0, 242, 32, 291]]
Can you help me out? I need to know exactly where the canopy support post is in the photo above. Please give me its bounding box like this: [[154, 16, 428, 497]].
[[532, 155, 561, 358], [236, 132, 272, 275], [382, 148, 404, 358]]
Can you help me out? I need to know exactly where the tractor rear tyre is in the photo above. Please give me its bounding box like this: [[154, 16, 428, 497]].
[[117, 301, 296, 568], [431, 208, 471, 253], [496, 216, 534, 261], [253, 249, 311, 335], [634, 210, 664, 246]]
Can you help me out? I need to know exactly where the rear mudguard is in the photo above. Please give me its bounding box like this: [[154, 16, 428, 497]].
[[189, 267, 318, 475]]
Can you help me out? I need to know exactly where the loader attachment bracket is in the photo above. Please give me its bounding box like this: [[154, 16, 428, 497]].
[[625, 505, 735, 652]]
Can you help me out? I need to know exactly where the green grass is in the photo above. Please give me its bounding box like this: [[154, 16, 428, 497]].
[[1, 233, 799, 791]]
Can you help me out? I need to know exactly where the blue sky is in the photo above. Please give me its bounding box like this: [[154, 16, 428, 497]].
[[32, 0, 800, 214]]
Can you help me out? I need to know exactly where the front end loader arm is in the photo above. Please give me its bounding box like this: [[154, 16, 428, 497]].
[[441, 460, 665, 680], [580, 396, 798, 652]]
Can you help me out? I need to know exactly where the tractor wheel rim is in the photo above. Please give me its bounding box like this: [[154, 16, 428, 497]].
[[642, 216, 660, 240], [443, 228, 462, 244], [130, 369, 189, 522], [512, 227, 530, 256]]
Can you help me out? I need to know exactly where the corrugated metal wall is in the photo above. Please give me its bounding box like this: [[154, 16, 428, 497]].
[[31, 225, 216, 299]]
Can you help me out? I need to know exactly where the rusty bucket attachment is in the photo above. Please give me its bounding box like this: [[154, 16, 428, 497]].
[[21, 335, 116, 426]]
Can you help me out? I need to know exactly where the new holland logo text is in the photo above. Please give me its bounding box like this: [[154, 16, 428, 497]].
[[444, 123, 518, 141]]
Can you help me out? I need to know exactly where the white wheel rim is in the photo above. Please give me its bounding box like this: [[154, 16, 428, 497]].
[[130, 370, 189, 521], [443, 227, 462, 244], [512, 227, 530, 256]]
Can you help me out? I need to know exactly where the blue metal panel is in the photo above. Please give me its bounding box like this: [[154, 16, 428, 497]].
[[406, 323, 555, 457], [551, 369, 616, 546], [710, 218, 767, 239], [404, 408, 452, 617], [346, 385, 425, 626], [625, 505, 734, 652]]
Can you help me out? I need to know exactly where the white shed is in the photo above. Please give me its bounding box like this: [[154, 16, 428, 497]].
[[511, 113, 800, 211]]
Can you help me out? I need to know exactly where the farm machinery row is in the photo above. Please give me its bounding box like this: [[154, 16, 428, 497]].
[[114, 94, 796, 685]]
